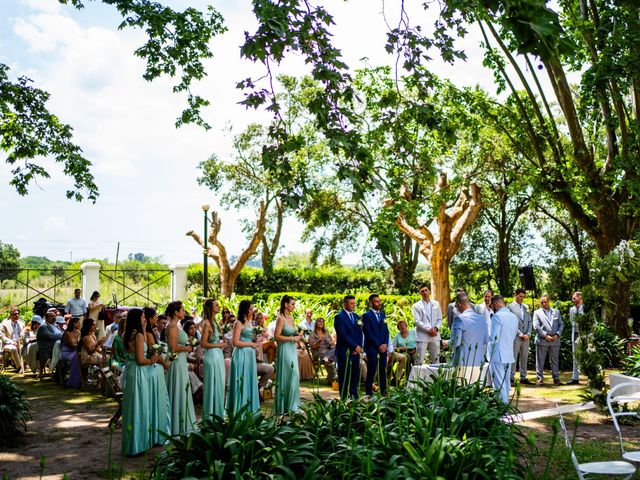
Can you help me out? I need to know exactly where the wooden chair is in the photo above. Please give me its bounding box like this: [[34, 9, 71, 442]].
[[557, 404, 636, 479], [98, 366, 123, 429], [607, 382, 640, 465]]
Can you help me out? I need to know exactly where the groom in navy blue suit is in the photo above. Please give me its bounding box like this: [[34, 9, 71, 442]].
[[334, 295, 363, 400], [362, 294, 389, 396]]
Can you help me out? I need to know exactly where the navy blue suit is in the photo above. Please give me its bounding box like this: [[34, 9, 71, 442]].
[[334, 309, 363, 399], [362, 309, 389, 395]]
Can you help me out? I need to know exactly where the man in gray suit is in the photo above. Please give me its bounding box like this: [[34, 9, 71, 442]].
[[450, 293, 488, 367], [533, 295, 564, 385], [488, 295, 518, 403], [567, 292, 584, 385], [507, 288, 533, 385], [412, 284, 442, 365]]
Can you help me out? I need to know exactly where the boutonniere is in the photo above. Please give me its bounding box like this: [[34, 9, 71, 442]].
[[356, 319, 363, 327]]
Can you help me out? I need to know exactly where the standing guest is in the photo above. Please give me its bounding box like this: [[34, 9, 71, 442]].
[[362, 294, 389, 397], [390, 320, 417, 382], [298, 308, 315, 333], [450, 294, 488, 367], [66, 288, 87, 320], [201, 299, 226, 419], [475, 289, 495, 334], [88, 291, 105, 337], [508, 288, 533, 385], [79, 318, 106, 368], [334, 295, 363, 400], [274, 295, 302, 414], [533, 295, 564, 386], [1, 306, 26, 374], [567, 292, 584, 385], [59, 317, 82, 388], [227, 300, 260, 416], [308, 318, 337, 385], [36, 311, 63, 378], [412, 284, 442, 365], [156, 314, 168, 342], [488, 295, 518, 404], [165, 301, 196, 435], [121, 308, 162, 456], [447, 288, 472, 324], [21, 315, 42, 374], [143, 306, 171, 444]]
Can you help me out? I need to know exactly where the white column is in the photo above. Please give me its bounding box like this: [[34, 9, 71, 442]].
[[81, 262, 101, 300], [170, 264, 188, 301]]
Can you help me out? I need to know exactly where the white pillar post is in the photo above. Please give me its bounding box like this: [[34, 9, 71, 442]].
[[170, 264, 188, 301], [80, 262, 101, 300]]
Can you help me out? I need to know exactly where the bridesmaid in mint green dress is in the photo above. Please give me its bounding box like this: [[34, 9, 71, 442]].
[[201, 299, 226, 419], [165, 301, 196, 436], [121, 308, 162, 456], [144, 307, 171, 445], [226, 300, 260, 417], [275, 295, 301, 414]]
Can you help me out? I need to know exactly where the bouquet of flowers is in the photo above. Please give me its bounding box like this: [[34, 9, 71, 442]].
[[167, 352, 178, 361], [188, 337, 200, 348], [222, 322, 233, 335], [253, 325, 265, 336], [148, 343, 166, 358]]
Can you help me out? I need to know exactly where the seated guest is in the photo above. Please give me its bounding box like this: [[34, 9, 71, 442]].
[[21, 315, 42, 374], [183, 319, 204, 393], [36, 311, 63, 378], [155, 313, 168, 342], [55, 316, 67, 333], [297, 337, 316, 381], [308, 317, 336, 385], [389, 320, 417, 383], [1, 306, 26, 374], [254, 312, 276, 364], [59, 317, 82, 388], [109, 316, 126, 374], [79, 318, 107, 367], [298, 308, 315, 334]]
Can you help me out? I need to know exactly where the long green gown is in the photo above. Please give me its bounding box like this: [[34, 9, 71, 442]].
[[149, 340, 171, 445], [203, 322, 226, 420], [166, 329, 196, 435], [274, 322, 300, 414], [226, 325, 259, 417], [121, 344, 153, 456]]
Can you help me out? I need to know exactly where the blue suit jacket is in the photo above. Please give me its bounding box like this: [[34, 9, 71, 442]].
[[450, 308, 488, 367], [362, 309, 389, 355], [334, 309, 363, 357]]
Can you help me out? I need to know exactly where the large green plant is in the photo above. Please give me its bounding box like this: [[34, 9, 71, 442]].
[[153, 377, 526, 479], [0, 375, 32, 443], [622, 345, 640, 378]]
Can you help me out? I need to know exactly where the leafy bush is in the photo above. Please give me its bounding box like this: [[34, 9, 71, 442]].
[[152, 377, 527, 479], [0, 375, 32, 443], [622, 345, 640, 378]]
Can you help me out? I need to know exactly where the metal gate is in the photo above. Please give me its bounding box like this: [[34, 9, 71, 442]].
[[99, 269, 172, 308], [0, 268, 82, 308]]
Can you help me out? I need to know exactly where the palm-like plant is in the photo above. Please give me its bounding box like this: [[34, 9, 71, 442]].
[[0, 375, 32, 443]]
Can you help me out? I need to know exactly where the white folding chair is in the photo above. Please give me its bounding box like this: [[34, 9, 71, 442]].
[[557, 404, 636, 479], [607, 382, 640, 464]]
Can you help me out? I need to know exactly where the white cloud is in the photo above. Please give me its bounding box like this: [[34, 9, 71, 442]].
[[19, 0, 62, 14], [43, 215, 67, 233]]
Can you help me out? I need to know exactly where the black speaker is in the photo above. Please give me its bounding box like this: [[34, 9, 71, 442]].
[[518, 266, 536, 291]]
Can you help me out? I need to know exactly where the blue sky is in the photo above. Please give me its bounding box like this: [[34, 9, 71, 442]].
[[1, 0, 495, 265]]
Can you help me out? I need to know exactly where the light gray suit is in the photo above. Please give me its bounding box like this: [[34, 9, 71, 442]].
[[533, 307, 564, 381], [488, 307, 518, 403], [450, 308, 488, 367], [507, 301, 532, 382], [569, 304, 583, 381], [1, 318, 26, 371], [412, 299, 442, 365]]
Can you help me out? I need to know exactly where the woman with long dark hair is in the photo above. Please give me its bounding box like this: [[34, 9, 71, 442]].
[[165, 301, 196, 435], [79, 318, 105, 367], [201, 299, 226, 419], [121, 308, 162, 456], [226, 299, 260, 416], [59, 317, 82, 388], [143, 306, 170, 444], [274, 295, 301, 414]]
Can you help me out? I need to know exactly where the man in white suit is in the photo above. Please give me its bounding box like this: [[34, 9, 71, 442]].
[[488, 295, 518, 404], [507, 288, 533, 385], [533, 295, 564, 385], [1, 306, 26, 374], [412, 284, 442, 365], [567, 291, 584, 385], [475, 289, 495, 334]]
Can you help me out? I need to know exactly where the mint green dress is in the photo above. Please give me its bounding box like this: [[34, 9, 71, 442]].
[[226, 325, 259, 417], [166, 329, 196, 435], [275, 322, 300, 414], [149, 340, 170, 445], [121, 344, 153, 456], [203, 322, 225, 419]]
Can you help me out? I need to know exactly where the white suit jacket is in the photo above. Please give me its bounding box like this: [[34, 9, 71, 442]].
[[1, 319, 26, 348], [412, 299, 442, 342]]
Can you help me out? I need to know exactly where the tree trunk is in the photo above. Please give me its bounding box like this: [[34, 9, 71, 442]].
[[260, 198, 283, 277], [429, 243, 451, 311], [386, 233, 419, 294], [604, 278, 631, 338], [495, 233, 512, 295]]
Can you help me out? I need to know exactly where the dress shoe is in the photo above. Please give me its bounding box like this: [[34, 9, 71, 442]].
[[553, 378, 561, 385], [520, 378, 533, 385], [566, 379, 580, 385], [536, 379, 544, 386]]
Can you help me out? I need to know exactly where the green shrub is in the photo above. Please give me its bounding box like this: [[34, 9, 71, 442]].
[[0, 375, 32, 443], [622, 345, 640, 377], [152, 377, 527, 479]]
